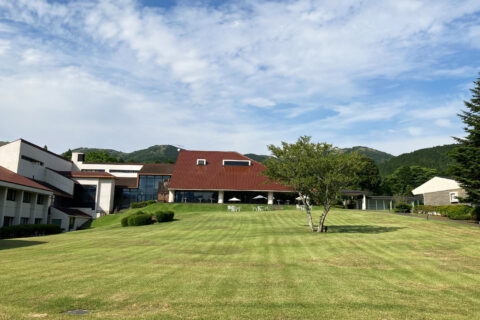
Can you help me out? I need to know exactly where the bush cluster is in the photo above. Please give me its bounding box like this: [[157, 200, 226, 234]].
[[394, 203, 412, 213], [0, 224, 62, 239], [130, 200, 156, 209], [121, 210, 175, 227], [154, 210, 175, 222], [121, 211, 154, 227], [414, 205, 474, 220]]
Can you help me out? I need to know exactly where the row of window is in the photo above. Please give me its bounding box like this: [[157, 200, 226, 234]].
[[196, 159, 252, 166], [21, 155, 44, 166], [3, 216, 43, 227], [6, 190, 46, 204]]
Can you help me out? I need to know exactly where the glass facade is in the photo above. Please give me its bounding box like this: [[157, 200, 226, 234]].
[[72, 184, 97, 209], [174, 191, 219, 203], [117, 175, 170, 209]]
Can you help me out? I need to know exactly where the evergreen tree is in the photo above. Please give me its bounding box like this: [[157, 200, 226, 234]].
[[449, 75, 480, 204]]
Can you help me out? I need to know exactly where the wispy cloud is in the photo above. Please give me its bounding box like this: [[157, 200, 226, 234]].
[[0, 0, 478, 155]]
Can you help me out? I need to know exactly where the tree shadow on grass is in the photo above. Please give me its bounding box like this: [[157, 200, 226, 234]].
[[326, 225, 404, 233], [0, 239, 46, 250]]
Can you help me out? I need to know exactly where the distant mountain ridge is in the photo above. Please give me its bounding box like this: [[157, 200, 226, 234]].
[[68, 143, 458, 178], [72, 145, 180, 163], [377, 144, 458, 177]]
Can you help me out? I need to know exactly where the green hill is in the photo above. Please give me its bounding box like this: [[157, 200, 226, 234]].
[[244, 153, 271, 162], [341, 146, 394, 164], [0, 141, 8, 147], [377, 144, 458, 177], [72, 145, 180, 163]]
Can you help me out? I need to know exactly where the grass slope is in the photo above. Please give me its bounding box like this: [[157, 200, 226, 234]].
[[1, 205, 479, 319]]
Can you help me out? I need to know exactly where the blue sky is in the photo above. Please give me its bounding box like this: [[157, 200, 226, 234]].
[[0, 0, 479, 155]]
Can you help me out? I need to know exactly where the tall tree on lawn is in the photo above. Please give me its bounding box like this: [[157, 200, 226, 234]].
[[449, 74, 480, 204], [263, 136, 362, 232]]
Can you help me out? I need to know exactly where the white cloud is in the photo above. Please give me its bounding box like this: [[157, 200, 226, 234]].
[[0, 0, 478, 155], [243, 98, 276, 108]]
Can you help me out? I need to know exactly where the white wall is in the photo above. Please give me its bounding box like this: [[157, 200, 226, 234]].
[[0, 140, 21, 172], [45, 169, 74, 195], [72, 153, 143, 178], [412, 177, 462, 195], [73, 177, 115, 215]]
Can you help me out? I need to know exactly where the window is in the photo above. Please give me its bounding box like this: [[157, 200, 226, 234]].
[[23, 192, 31, 203], [197, 159, 207, 165], [450, 192, 459, 203], [51, 219, 62, 227], [20, 217, 29, 225], [81, 169, 105, 172], [77, 154, 85, 162], [3, 216, 14, 227], [73, 184, 97, 209], [109, 169, 139, 173], [37, 195, 45, 205], [6, 189, 16, 201], [21, 155, 44, 166], [69, 217, 75, 231], [222, 160, 251, 166], [34, 218, 42, 224]]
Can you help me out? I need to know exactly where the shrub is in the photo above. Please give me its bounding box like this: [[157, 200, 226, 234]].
[[0, 224, 62, 239], [127, 213, 154, 226], [130, 200, 156, 209], [394, 203, 412, 213], [471, 207, 480, 221], [154, 210, 175, 223], [121, 216, 129, 227], [413, 204, 474, 220]]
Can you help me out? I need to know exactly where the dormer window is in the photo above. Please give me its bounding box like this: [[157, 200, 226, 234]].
[[223, 160, 251, 166], [197, 159, 207, 165]]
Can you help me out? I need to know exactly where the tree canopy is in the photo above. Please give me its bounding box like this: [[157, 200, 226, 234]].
[[449, 75, 480, 204], [263, 136, 362, 232], [382, 165, 437, 196]]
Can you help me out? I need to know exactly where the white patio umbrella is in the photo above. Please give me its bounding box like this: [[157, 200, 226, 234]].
[[252, 195, 267, 200], [228, 197, 241, 202]]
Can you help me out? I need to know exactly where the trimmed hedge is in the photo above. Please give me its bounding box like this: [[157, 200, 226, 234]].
[[127, 213, 154, 226], [394, 203, 412, 213], [121, 210, 175, 227], [414, 205, 474, 220], [0, 224, 62, 239], [154, 210, 175, 222], [130, 200, 156, 209]]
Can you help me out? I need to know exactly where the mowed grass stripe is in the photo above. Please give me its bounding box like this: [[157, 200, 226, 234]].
[[1, 205, 479, 319]]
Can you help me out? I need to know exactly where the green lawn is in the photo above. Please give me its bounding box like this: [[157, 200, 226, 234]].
[[1, 205, 479, 319]]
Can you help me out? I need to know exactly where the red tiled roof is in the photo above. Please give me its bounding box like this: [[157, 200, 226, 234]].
[[59, 171, 115, 179], [0, 166, 53, 192], [168, 150, 291, 192], [53, 207, 92, 218]]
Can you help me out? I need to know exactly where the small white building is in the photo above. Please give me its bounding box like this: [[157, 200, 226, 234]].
[[412, 176, 467, 206]]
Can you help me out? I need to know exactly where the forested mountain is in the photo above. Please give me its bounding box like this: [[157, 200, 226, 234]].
[[72, 145, 180, 163], [0, 141, 7, 147], [341, 146, 394, 164], [377, 144, 458, 177], [65, 143, 457, 174]]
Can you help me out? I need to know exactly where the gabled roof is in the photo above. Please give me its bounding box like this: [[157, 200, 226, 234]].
[[58, 171, 115, 179], [0, 166, 53, 193], [168, 150, 291, 192], [412, 176, 461, 195]]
